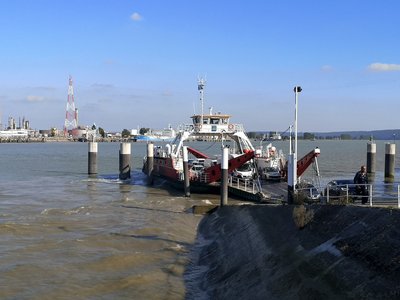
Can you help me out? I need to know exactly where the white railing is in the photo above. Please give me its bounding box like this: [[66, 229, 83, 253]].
[[231, 124, 245, 132], [199, 172, 210, 183], [228, 176, 259, 194], [324, 183, 400, 208]]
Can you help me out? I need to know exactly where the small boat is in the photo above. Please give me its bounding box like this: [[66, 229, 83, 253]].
[[142, 79, 256, 193], [132, 125, 176, 142]]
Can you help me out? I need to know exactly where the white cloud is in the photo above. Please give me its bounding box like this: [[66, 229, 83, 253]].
[[367, 63, 400, 72], [130, 12, 143, 21], [91, 83, 114, 89], [321, 65, 333, 72], [162, 90, 173, 97], [26, 95, 45, 102]]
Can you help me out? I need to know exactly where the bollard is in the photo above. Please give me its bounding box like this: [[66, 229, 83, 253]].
[[119, 142, 131, 180], [183, 146, 190, 197], [220, 147, 229, 206], [384, 143, 395, 182], [366, 142, 376, 174], [146, 143, 154, 185], [88, 141, 98, 175]]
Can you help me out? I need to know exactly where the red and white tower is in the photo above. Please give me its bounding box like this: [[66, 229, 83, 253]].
[[64, 76, 78, 136]]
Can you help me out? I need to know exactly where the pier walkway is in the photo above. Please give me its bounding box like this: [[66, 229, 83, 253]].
[[227, 176, 287, 203], [227, 177, 400, 208]]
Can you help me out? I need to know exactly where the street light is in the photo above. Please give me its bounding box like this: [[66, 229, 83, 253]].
[[293, 86, 302, 159], [288, 86, 302, 204], [294, 86, 303, 93], [293, 86, 302, 188]]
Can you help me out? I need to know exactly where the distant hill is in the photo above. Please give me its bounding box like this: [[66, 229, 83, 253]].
[[252, 129, 400, 140], [313, 129, 400, 140]]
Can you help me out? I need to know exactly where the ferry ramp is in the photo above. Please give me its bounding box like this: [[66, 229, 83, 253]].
[[228, 176, 288, 203]]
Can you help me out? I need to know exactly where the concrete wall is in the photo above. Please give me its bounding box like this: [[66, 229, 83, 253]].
[[185, 205, 400, 299]]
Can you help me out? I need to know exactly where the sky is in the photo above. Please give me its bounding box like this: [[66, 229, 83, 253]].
[[0, 0, 399, 133]]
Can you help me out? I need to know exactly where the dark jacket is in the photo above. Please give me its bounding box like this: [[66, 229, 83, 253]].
[[354, 171, 368, 185]]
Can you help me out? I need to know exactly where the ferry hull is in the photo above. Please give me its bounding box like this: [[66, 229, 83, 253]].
[[145, 159, 221, 193], [144, 152, 255, 194]]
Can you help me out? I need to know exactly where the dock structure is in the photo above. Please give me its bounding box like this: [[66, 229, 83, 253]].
[[227, 177, 287, 203]]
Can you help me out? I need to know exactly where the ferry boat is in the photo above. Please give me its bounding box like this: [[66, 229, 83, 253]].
[[142, 79, 256, 193]]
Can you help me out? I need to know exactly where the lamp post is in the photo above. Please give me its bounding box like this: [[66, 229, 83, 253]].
[[294, 86, 302, 169], [288, 86, 302, 204]]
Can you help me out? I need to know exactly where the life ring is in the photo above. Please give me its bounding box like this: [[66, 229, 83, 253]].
[[228, 124, 234, 130], [195, 124, 202, 130]]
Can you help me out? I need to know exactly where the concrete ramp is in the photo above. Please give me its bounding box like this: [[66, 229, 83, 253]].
[[184, 205, 400, 299]]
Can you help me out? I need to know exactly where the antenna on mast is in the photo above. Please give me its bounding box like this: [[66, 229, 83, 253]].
[[197, 77, 206, 125]]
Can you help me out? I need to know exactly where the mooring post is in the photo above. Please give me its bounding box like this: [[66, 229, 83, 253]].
[[384, 143, 395, 183], [88, 141, 98, 175], [366, 142, 376, 174], [146, 143, 154, 185], [119, 142, 131, 180], [220, 147, 229, 206], [183, 146, 190, 197]]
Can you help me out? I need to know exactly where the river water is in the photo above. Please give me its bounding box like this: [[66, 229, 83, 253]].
[[0, 140, 399, 299]]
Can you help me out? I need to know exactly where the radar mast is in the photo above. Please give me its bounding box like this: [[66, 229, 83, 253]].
[[197, 77, 206, 126]]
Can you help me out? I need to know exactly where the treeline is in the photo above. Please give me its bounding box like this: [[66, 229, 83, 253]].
[[247, 131, 373, 141]]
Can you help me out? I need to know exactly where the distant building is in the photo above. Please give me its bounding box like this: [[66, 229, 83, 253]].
[[269, 132, 282, 140], [130, 129, 139, 135], [0, 115, 34, 138], [0, 129, 30, 138], [131, 125, 176, 142]]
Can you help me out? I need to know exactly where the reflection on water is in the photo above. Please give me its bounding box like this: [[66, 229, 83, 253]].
[[0, 143, 211, 299]]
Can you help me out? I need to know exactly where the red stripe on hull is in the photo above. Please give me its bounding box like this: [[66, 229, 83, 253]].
[[153, 157, 180, 181]]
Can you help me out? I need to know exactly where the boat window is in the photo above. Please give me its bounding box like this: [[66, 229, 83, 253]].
[[203, 118, 209, 124], [192, 116, 200, 125], [210, 118, 219, 124], [237, 163, 252, 172]]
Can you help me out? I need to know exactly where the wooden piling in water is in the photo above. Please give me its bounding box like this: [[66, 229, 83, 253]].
[[88, 142, 98, 175], [384, 143, 395, 182], [367, 142, 376, 174], [183, 146, 190, 197], [146, 143, 154, 185], [119, 142, 131, 180], [220, 147, 229, 206]]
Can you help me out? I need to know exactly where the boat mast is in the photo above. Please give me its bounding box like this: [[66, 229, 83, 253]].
[[198, 78, 206, 126]]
